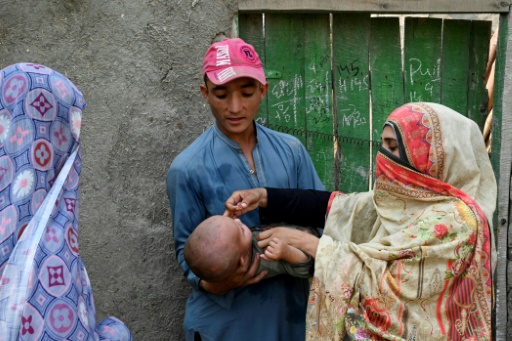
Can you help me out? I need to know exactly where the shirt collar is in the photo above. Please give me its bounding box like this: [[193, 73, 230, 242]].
[[212, 121, 259, 150]]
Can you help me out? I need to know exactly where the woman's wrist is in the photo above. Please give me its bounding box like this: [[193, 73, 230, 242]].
[[258, 188, 268, 208], [296, 233, 319, 259]]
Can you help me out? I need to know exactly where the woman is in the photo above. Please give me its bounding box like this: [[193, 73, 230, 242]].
[[0, 63, 131, 340], [225, 102, 496, 340]]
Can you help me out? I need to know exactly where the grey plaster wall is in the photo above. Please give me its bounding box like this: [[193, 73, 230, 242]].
[[0, 0, 237, 339]]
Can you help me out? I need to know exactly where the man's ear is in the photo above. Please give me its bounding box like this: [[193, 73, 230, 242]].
[[259, 83, 269, 100], [200, 83, 209, 102]]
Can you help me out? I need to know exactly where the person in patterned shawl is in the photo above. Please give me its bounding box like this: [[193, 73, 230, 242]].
[[0, 63, 131, 340]]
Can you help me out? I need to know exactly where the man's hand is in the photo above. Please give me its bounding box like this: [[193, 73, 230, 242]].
[[199, 253, 268, 295], [224, 188, 268, 218]]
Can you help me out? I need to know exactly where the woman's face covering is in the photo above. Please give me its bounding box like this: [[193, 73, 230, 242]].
[[381, 125, 399, 157]]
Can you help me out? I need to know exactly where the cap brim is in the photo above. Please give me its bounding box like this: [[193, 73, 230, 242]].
[[205, 65, 267, 85]]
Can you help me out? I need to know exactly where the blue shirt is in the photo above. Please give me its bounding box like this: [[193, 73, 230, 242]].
[[167, 122, 324, 341]]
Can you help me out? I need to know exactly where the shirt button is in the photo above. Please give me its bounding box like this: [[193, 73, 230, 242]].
[[238, 150, 243, 154], [250, 169, 255, 174]]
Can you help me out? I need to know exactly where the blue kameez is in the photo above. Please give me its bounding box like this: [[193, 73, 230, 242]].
[[167, 122, 324, 340]]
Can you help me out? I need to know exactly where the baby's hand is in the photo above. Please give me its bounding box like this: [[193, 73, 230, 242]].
[[260, 238, 287, 262]]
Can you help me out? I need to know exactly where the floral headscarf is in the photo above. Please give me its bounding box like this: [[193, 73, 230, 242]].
[[307, 103, 496, 341], [0, 63, 131, 340]]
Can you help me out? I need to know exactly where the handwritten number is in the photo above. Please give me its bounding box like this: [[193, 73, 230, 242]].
[[337, 59, 360, 79]]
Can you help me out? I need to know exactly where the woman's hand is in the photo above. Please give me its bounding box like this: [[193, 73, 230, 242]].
[[257, 227, 319, 259], [224, 188, 268, 218], [260, 237, 309, 264]]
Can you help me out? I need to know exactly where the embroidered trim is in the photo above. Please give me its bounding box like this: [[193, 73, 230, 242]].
[[389, 117, 415, 167], [375, 181, 442, 199], [417, 103, 445, 180]]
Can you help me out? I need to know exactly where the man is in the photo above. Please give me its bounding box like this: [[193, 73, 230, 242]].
[[167, 37, 324, 340]]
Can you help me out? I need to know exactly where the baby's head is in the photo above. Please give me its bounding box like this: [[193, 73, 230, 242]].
[[184, 215, 253, 282]]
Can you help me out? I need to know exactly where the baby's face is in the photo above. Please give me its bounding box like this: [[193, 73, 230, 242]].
[[230, 219, 253, 254]]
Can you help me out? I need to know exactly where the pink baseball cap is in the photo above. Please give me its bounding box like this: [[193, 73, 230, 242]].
[[202, 38, 267, 85]]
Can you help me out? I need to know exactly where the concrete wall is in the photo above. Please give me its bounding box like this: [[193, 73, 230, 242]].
[[0, 1, 237, 339]]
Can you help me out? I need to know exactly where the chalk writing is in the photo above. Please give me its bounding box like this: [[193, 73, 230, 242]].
[[334, 59, 369, 129], [408, 57, 441, 101], [271, 75, 303, 99], [337, 75, 369, 100], [274, 102, 292, 123], [270, 74, 303, 124], [306, 70, 331, 126], [255, 116, 266, 125], [308, 62, 317, 74], [307, 97, 330, 125], [306, 78, 328, 94], [339, 104, 367, 128]]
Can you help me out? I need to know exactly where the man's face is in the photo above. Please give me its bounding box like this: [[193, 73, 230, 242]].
[[200, 77, 268, 141]]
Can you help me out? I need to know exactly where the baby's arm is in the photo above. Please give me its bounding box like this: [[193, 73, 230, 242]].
[[261, 238, 309, 263]]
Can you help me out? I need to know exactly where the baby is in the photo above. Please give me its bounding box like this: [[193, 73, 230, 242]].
[[184, 215, 315, 282]]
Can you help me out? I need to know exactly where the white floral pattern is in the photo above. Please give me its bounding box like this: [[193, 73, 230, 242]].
[[70, 108, 82, 139], [0, 112, 12, 144], [12, 169, 35, 200]]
